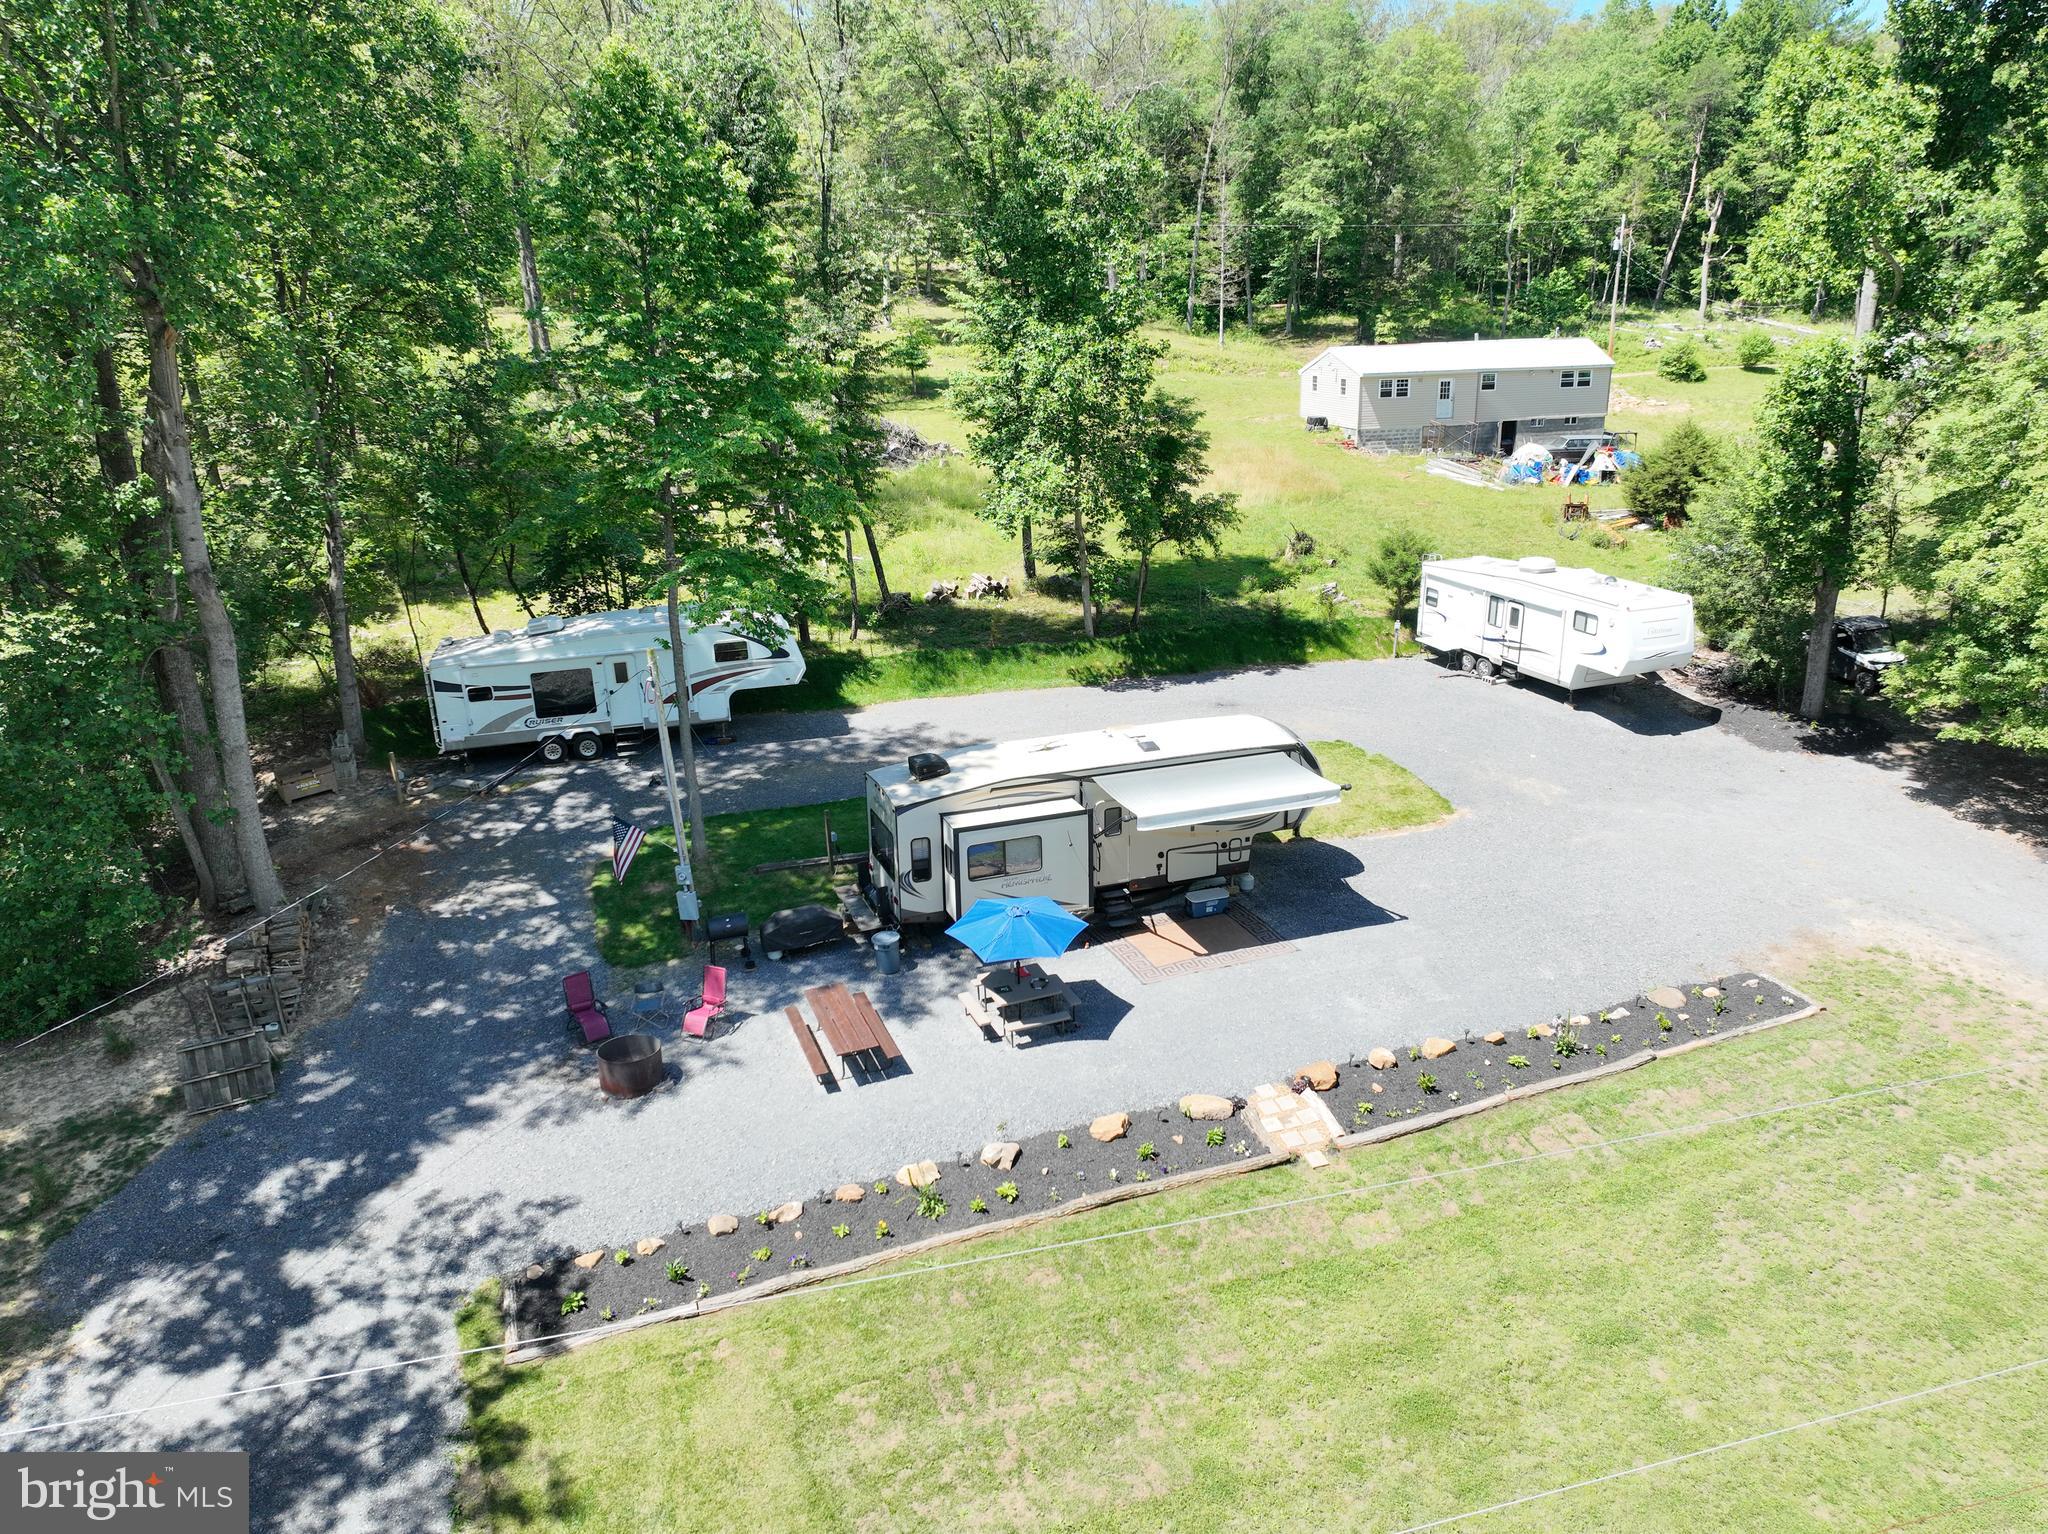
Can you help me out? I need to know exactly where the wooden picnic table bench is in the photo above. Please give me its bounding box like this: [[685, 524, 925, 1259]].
[[803, 982, 898, 1079], [852, 991, 901, 1065], [787, 1005, 831, 1085]]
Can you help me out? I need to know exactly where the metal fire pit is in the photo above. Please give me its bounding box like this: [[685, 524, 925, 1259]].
[[596, 1032, 665, 1099]]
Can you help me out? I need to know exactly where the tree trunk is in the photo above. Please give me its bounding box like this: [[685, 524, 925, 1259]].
[[861, 518, 891, 604], [796, 609, 812, 645], [843, 524, 862, 638], [137, 287, 284, 912], [1185, 129, 1214, 331], [1696, 188, 1723, 322], [92, 345, 139, 489], [1128, 549, 1152, 634], [1021, 516, 1036, 581], [1798, 566, 1839, 721], [180, 343, 226, 492], [1073, 502, 1096, 639], [316, 360, 368, 760], [659, 502, 709, 866], [1654, 114, 1707, 307], [452, 545, 490, 633], [503, 544, 536, 617], [1217, 168, 1229, 347], [516, 214, 551, 358], [147, 752, 218, 910]]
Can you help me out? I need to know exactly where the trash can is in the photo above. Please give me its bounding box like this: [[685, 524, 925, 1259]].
[[872, 929, 902, 975]]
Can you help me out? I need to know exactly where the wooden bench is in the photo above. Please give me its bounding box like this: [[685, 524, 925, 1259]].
[[853, 992, 902, 1065], [787, 1006, 831, 1085]]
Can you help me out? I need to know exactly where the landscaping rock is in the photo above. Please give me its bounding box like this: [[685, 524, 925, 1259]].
[[573, 1250, 603, 1270], [833, 1183, 866, 1204], [706, 1216, 739, 1237], [980, 1142, 1022, 1171], [768, 1201, 803, 1226], [633, 1237, 665, 1258], [1370, 1081, 1384, 1094], [1609, 1007, 1632, 1019], [1420, 1037, 1456, 1060], [1368, 1048, 1398, 1070], [1647, 986, 1687, 1009], [1567, 1015, 1590, 1028], [1090, 1112, 1131, 1143], [523, 1264, 544, 1282], [1179, 1093, 1236, 1121], [896, 1160, 941, 1190], [1529, 1022, 1556, 1039], [1702, 986, 1723, 999], [1483, 1031, 1506, 1045], [1296, 1061, 1339, 1091]]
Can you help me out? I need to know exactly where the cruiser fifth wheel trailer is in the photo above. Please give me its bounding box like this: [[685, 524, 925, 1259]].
[[426, 609, 805, 760], [861, 716, 1343, 925], [1416, 556, 1695, 692]]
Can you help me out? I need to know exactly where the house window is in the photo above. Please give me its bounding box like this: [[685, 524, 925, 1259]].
[[1310, 375, 1318, 392], [909, 837, 932, 882], [1573, 611, 1599, 635], [1480, 372, 1497, 391], [712, 640, 750, 663], [1487, 595, 1504, 625], [1378, 378, 1411, 399], [466, 685, 493, 704], [612, 660, 630, 684], [1424, 586, 1439, 608], [1561, 369, 1592, 389], [965, 835, 1043, 881], [1563, 415, 1581, 426], [1339, 376, 1347, 395], [530, 667, 597, 718], [1438, 379, 1454, 401]]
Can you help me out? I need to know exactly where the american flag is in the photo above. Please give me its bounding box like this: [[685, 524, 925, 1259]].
[[611, 815, 647, 885]]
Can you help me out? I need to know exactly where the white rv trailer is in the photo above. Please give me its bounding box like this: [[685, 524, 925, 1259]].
[[1416, 555, 1694, 691], [425, 609, 805, 760], [861, 715, 1343, 925]]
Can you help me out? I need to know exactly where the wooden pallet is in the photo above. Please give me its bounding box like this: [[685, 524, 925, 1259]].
[[177, 1029, 276, 1114]]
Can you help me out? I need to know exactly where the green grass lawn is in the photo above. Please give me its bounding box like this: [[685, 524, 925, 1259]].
[[1292, 739, 1455, 841], [453, 946, 2048, 1531], [591, 799, 865, 968]]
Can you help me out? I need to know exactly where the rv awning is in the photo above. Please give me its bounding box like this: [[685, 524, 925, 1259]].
[[1095, 753, 1342, 832]]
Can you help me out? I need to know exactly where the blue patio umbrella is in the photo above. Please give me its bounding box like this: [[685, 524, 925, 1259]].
[[945, 897, 1087, 975]]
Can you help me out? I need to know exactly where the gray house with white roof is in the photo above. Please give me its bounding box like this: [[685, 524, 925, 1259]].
[[1298, 336, 1614, 454]]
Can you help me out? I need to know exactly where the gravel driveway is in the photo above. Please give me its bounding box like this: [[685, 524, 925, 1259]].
[[6, 656, 2047, 1531]]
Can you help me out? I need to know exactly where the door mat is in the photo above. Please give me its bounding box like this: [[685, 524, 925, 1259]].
[[1107, 906, 1295, 984]]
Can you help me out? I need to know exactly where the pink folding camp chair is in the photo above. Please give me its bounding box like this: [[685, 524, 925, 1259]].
[[683, 964, 727, 1038], [563, 970, 610, 1044]]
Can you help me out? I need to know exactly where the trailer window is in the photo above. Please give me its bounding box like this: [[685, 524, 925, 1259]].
[[965, 835, 1042, 881], [869, 810, 896, 877], [1573, 610, 1599, 634], [613, 660, 630, 684], [1424, 586, 1439, 608], [1100, 805, 1124, 837], [1487, 596, 1504, 625], [909, 837, 931, 881], [466, 685, 493, 703], [530, 668, 596, 718], [713, 640, 750, 663]]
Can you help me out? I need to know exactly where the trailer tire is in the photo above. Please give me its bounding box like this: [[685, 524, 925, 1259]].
[[1475, 656, 1498, 680], [1457, 650, 1477, 674], [573, 733, 602, 760], [539, 736, 568, 764]]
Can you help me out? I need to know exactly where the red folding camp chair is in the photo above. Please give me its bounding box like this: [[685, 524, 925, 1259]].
[[563, 970, 610, 1044], [683, 964, 727, 1038]]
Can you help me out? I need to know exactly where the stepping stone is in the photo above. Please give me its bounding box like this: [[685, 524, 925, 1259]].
[[1646, 986, 1687, 1009]]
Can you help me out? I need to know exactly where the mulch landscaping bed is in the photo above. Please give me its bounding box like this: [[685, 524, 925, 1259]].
[[505, 970, 1811, 1348]]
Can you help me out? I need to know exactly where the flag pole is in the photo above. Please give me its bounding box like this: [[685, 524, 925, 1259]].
[[647, 645, 699, 934]]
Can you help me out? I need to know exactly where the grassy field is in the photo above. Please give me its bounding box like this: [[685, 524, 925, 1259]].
[[254, 308, 1823, 755], [589, 742, 1451, 966], [452, 945, 2048, 1531]]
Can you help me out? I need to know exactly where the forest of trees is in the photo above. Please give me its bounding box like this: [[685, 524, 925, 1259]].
[[3, 0, 2045, 1033]]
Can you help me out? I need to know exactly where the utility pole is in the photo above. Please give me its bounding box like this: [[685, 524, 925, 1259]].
[[1605, 215, 1628, 357], [646, 645, 700, 932]]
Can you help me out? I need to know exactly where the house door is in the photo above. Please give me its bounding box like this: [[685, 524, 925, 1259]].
[[1435, 378, 1455, 419], [1498, 419, 1517, 454]]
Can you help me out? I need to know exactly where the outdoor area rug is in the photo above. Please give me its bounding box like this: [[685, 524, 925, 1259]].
[[1106, 904, 1296, 984]]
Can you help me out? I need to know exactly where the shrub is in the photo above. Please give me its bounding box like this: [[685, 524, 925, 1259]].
[[25, 1163, 63, 1214], [1361, 526, 1434, 619], [1658, 339, 1707, 382], [916, 1187, 947, 1220], [1553, 1024, 1581, 1058], [1736, 329, 1775, 368], [1623, 419, 1725, 527]]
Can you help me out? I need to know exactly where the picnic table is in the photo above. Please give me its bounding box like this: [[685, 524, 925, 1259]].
[[972, 962, 1075, 1047], [802, 982, 902, 1080]]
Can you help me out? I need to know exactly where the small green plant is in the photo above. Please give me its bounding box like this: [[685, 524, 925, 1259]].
[[831, 1222, 851, 1239], [1134, 1170, 1149, 1182], [1232, 1140, 1249, 1156], [751, 1245, 773, 1263], [995, 1181, 1020, 1203], [696, 1281, 710, 1299], [1594, 1043, 1608, 1057], [561, 1291, 586, 1316], [1506, 1054, 1531, 1069], [599, 1305, 614, 1321], [970, 1197, 988, 1213], [614, 1248, 631, 1266], [1206, 1126, 1227, 1145], [874, 1180, 889, 1195], [1353, 1101, 1374, 1123], [1553, 1024, 1581, 1058], [732, 1266, 752, 1284], [1417, 1072, 1439, 1094], [642, 1296, 658, 1311], [874, 1219, 891, 1239], [1658, 1013, 1674, 1033], [665, 1260, 690, 1284], [756, 1209, 776, 1227], [1526, 1025, 1545, 1040], [1057, 1132, 1071, 1149], [1713, 995, 1727, 1017], [1408, 1045, 1420, 1061], [789, 1254, 810, 1270], [1611, 1033, 1623, 1044], [916, 1187, 947, 1220], [25, 1163, 63, 1214], [1136, 1141, 1158, 1161], [1108, 1168, 1120, 1182], [101, 1021, 136, 1062]]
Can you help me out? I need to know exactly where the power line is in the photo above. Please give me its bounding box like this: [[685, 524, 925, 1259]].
[[0, 1063, 1989, 1443]]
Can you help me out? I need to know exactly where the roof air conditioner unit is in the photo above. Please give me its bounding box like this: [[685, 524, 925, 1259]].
[[907, 752, 950, 781], [525, 615, 567, 635], [1518, 556, 1558, 574]]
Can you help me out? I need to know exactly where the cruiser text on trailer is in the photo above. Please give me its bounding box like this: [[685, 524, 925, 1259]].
[[860, 716, 1343, 925], [426, 609, 805, 760]]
